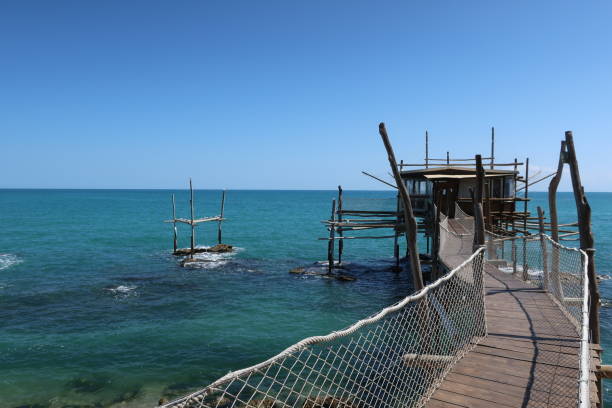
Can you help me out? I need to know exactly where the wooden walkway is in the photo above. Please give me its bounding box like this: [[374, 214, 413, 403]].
[[425, 263, 600, 408]]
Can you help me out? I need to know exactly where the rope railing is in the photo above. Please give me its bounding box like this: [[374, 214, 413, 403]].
[[485, 232, 592, 407], [161, 249, 486, 408]]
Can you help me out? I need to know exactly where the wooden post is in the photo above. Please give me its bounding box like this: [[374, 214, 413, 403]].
[[217, 190, 226, 244], [522, 158, 529, 280], [172, 194, 178, 253], [189, 178, 195, 259], [337, 186, 344, 264], [379, 123, 424, 290], [473, 155, 485, 252], [537, 206, 549, 290], [565, 131, 600, 345], [512, 238, 517, 274], [327, 199, 336, 273], [425, 130, 429, 168], [548, 141, 566, 296], [394, 192, 400, 271], [490, 126, 495, 169], [446, 151, 450, 165]]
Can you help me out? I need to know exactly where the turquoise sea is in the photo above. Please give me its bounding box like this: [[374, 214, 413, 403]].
[[0, 190, 610, 407]]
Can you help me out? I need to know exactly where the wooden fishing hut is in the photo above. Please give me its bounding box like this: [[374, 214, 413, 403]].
[[164, 179, 229, 260], [323, 127, 570, 278]]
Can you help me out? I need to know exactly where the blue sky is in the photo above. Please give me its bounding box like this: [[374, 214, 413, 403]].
[[1, 1, 611, 191]]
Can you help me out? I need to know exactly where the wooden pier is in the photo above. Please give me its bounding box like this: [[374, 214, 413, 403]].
[[426, 262, 600, 408]]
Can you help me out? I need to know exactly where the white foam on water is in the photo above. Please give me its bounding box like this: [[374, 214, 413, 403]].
[[0, 254, 22, 271], [183, 246, 243, 269], [105, 285, 138, 294]]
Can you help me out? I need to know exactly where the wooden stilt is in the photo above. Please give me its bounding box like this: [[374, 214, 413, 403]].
[[189, 178, 195, 259], [379, 123, 424, 290], [172, 194, 178, 253], [337, 186, 343, 264], [446, 151, 450, 165], [218, 190, 226, 244], [327, 199, 336, 273], [394, 192, 400, 271]]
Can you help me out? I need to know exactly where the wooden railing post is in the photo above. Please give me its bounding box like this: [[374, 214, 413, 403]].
[[379, 123, 424, 290], [537, 206, 549, 290], [473, 155, 485, 252]]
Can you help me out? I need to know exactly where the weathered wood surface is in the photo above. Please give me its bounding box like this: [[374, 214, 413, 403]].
[[425, 263, 599, 408]]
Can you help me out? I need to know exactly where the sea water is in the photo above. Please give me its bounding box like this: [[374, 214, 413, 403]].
[[0, 190, 610, 407]]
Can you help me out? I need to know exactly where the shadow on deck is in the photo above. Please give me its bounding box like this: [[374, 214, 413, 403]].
[[425, 263, 600, 408]]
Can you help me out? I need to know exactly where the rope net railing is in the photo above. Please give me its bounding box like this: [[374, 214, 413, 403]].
[[438, 210, 474, 270], [485, 232, 592, 407], [162, 249, 486, 408]]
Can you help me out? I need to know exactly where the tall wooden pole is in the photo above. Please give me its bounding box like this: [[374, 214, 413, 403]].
[[564, 131, 600, 344], [379, 123, 424, 290], [425, 130, 429, 168], [189, 178, 195, 259], [217, 190, 226, 244], [490, 127, 495, 169], [327, 199, 336, 273], [172, 194, 178, 253], [337, 186, 344, 264], [473, 155, 486, 251]]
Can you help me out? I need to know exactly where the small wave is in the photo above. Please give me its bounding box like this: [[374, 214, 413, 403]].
[[105, 285, 138, 295], [0, 254, 22, 271], [181, 246, 242, 269]]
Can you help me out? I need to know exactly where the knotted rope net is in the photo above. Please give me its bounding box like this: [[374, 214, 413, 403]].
[[162, 249, 486, 408]]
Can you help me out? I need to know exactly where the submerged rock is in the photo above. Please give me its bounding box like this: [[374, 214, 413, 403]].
[[65, 375, 110, 394], [174, 244, 233, 256]]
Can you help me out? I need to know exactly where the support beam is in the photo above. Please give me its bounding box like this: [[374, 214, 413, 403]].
[[337, 186, 344, 264], [327, 199, 336, 273], [217, 190, 226, 244], [189, 178, 195, 259], [379, 123, 424, 290], [172, 194, 178, 253]]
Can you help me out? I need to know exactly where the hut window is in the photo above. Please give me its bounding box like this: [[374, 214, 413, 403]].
[[492, 178, 502, 197], [504, 177, 515, 197]]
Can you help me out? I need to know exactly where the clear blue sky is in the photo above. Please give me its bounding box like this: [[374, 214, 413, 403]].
[[1, 1, 610, 191]]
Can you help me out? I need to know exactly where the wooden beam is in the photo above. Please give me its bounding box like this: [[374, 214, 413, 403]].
[[379, 123, 424, 290], [337, 186, 343, 264], [218, 190, 226, 244], [172, 194, 178, 253], [189, 178, 195, 258], [327, 199, 336, 273]]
